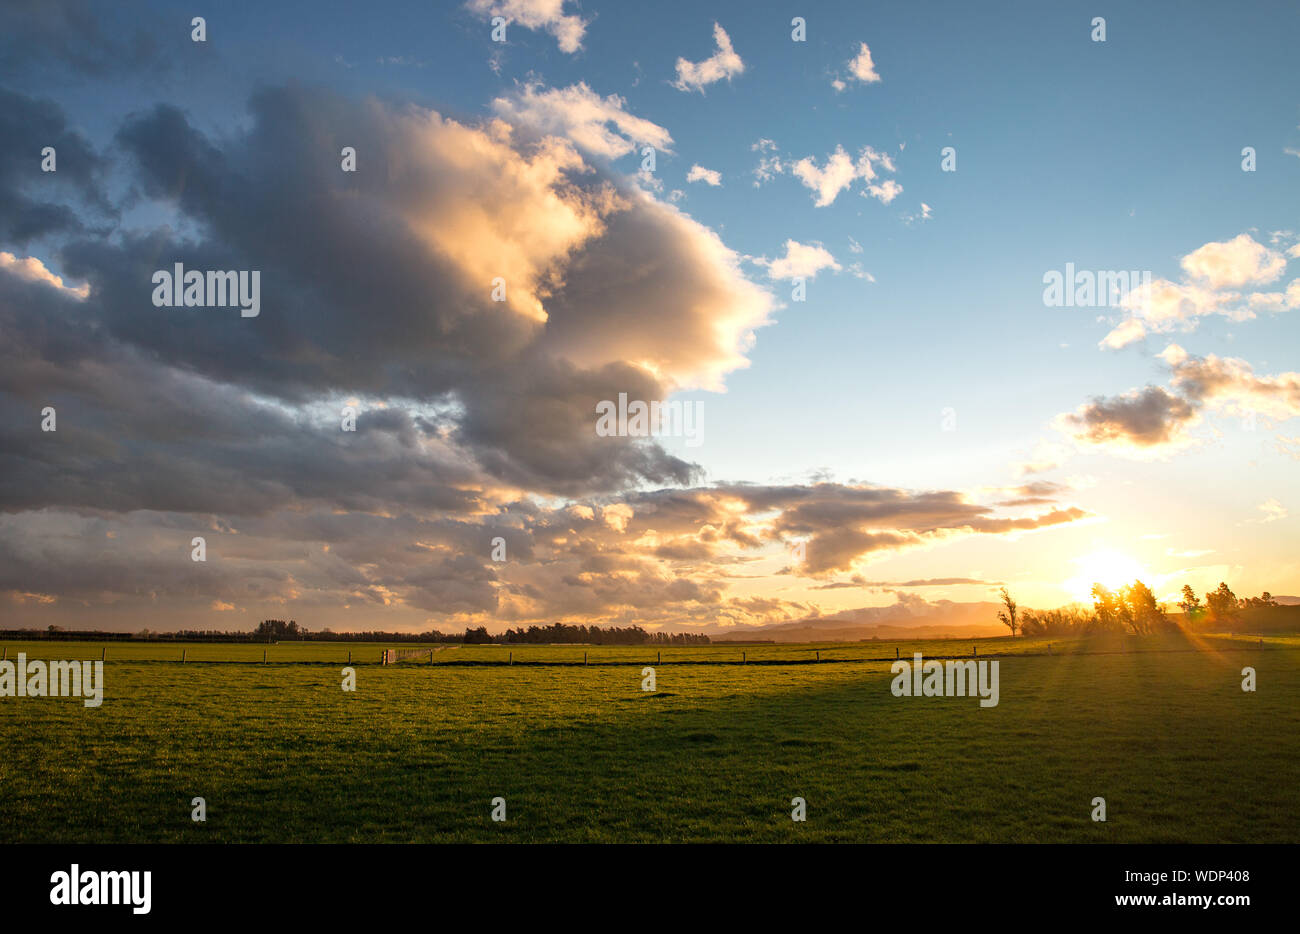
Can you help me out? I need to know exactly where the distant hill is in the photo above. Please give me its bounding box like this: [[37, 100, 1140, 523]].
[[711, 600, 1006, 643]]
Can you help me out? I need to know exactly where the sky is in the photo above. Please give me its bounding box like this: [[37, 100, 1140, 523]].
[[1, 0, 1298, 634]]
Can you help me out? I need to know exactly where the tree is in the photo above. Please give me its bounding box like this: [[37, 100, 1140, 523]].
[[996, 587, 1019, 636], [1204, 582, 1238, 626], [1091, 584, 1122, 632], [1178, 585, 1202, 620], [1119, 580, 1166, 635]]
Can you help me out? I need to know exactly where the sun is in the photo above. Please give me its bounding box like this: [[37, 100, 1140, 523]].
[[1063, 549, 1148, 603]]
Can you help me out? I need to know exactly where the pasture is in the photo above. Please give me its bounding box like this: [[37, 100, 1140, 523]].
[[1, 634, 1296, 843]]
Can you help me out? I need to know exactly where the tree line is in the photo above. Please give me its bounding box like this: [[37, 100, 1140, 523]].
[[1, 619, 711, 645], [490, 623, 710, 645], [995, 582, 1283, 637]]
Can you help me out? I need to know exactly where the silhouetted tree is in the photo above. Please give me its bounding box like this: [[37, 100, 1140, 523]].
[[996, 587, 1019, 636], [1205, 582, 1239, 626]]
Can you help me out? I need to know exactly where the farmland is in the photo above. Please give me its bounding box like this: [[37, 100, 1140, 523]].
[[1, 633, 1297, 843]]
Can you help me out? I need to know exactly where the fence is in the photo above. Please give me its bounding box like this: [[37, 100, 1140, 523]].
[[382, 648, 435, 665]]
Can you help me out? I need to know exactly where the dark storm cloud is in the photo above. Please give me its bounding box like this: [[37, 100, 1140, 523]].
[[0, 0, 165, 81], [32, 85, 761, 495], [0, 89, 114, 243]]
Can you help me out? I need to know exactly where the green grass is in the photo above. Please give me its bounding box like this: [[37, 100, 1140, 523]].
[[1, 634, 1296, 842], [3, 631, 1291, 664]]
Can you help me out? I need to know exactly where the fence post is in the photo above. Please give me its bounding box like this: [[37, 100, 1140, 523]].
[[973, 645, 977, 657], [742, 651, 746, 665], [263, 649, 267, 663], [816, 650, 820, 662], [348, 650, 351, 665], [181, 649, 186, 663], [1, 646, 6, 660], [509, 651, 513, 666], [895, 647, 899, 660], [657, 650, 661, 664], [102, 647, 106, 661], [583, 652, 587, 666]]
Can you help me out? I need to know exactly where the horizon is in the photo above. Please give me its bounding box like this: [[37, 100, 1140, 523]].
[[2, 0, 1298, 635]]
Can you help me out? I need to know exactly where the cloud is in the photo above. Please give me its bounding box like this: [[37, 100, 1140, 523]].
[[492, 81, 673, 160], [1056, 386, 1199, 453], [791, 147, 859, 206], [760, 240, 840, 281], [1258, 498, 1287, 523], [1166, 346, 1300, 421], [465, 0, 589, 54], [686, 164, 722, 186], [864, 179, 902, 204], [1101, 233, 1291, 348], [746, 482, 1085, 575], [1099, 316, 1148, 350], [790, 145, 897, 207], [672, 23, 744, 93], [1055, 345, 1300, 457], [0, 84, 774, 513], [1013, 441, 1072, 476], [0, 251, 88, 298], [1180, 233, 1286, 289], [817, 577, 1000, 589], [0, 89, 115, 244], [844, 42, 882, 84], [0, 0, 165, 80]]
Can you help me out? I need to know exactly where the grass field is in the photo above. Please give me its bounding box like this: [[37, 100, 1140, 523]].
[[2, 634, 1297, 843]]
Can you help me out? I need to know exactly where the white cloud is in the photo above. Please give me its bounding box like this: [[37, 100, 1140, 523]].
[[686, 164, 722, 186], [1099, 235, 1290, 349], [1100, 317, 1148, 350], [1247, 279, 1300, 312], [466, 0, 588, 54], [672, 23, 745, 93], [751, 139, 785, 186], [1259, 498, 1287, 522], [761, 240, 841, 280], [492, 81, 673, 160], [767, 143, 898, 206], [864, 179, 902, 204], [1180, 233, 1286, 289], [845, 42, 882, 84], [848, 262, 874, 282], [792, 146, 859, 206]]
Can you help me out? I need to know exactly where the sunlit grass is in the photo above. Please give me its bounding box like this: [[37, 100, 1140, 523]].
[[1, 635, 1295, 842]]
